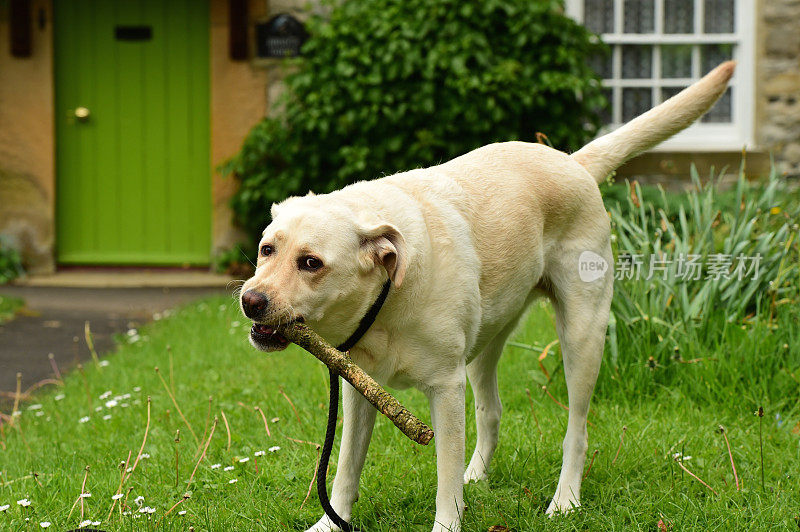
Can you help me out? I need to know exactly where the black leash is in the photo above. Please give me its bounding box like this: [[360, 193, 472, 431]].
[[317, 279, 392, 531]]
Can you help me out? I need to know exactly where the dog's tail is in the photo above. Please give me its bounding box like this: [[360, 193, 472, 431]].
[[571, 61, 736, 183]]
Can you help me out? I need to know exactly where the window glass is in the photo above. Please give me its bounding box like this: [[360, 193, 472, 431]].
[[664, 0, 694, 33], [704, 0, 735, 33], [624, 0, 655, 33]]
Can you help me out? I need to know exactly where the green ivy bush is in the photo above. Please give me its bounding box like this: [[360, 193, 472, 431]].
[[222, 0, 607, 242], [0, 236, 24, 285]]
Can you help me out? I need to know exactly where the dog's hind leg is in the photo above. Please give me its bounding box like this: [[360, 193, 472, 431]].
[[464, 322, 518, 483], [545, 245, 613, 515]]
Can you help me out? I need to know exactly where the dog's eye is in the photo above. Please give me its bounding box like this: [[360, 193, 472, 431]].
[[260, 244, 273, 257], [299, 256, 323, 271]]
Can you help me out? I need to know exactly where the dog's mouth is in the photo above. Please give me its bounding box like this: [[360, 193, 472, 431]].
[[249, 317, 303, 352]]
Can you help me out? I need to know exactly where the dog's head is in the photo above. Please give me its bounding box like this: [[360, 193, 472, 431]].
[[240, 194, 407, 351]]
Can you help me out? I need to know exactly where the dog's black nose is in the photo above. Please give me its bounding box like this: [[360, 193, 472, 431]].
[[241, 290, 269, 320]]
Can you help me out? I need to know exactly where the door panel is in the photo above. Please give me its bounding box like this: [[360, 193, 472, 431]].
[[55, 0, 210, 265]]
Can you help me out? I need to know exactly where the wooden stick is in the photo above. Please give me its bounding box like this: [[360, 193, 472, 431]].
[[277, 322, 434, 445]]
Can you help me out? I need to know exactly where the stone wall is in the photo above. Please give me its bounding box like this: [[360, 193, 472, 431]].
[[758, 0, 800, 177], [0, 0, 55, 274]]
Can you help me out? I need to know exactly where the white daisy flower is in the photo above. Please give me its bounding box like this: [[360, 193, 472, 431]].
[[39, 522, 51, 528], [223, 466, 234, 471], [92, 522, 101, 526], [99, 391, 112, 400], [228, 479, 238, 484], [79, 416, 90, 423], [210, 463, 221, 469], [103, 415, 112, 421], [79, 493, 91, 498], [271, 417, 280, 423], [134, 495, 145, 506], [105, 400, 118, 408], [238, 457, 250, 463], [0, 504, 9, 512], [17, 499, 31, 507], [127, 329, 138, 337], [268, 446, 281, 452], [54, 394, 65, 401], [254, 451, 265, 457], [178, 510, 187, 515], [111, 494, 123, 500], [27, 404, 43, 411], [141, 453, 150, 459], [79, 520, 91, 527], [35, 411, 44, 417], [99, 360, 110, 367]]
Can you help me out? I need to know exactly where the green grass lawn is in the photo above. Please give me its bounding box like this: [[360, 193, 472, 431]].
[[1, 296, 798, 530], [0, 294, 23, 325]]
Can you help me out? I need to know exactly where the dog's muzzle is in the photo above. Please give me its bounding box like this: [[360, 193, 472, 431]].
[[249, 323, 290, 351], [249, 316, 304, 352], [241, 289, 269, 320]]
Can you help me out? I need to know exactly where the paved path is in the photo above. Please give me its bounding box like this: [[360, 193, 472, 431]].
[[0, 285, 230, 398]]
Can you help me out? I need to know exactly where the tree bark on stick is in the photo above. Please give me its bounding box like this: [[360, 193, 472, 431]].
[[278, 322, 434, 446]]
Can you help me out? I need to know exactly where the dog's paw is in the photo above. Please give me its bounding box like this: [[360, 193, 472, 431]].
[[305, 515, 342, 532], [431, 520, 462, 532], [545, 496, 580, 517], [463, 464, 488, 484]]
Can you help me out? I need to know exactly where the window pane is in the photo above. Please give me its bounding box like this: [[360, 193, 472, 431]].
[[584, 0, 614, 34], [661, 45, 693, 78], [701, 87, 732, 122], [701, 43, 733, 74], [589, 51, 613, 79], [661, 86, 688, 103], [704, 0, 735, 33], [622, 45, 653, 78], [600, 87, 614, 125], [623, 88, 652, 121], [624, 0, 655, 33], [664, 0, 694, 33]]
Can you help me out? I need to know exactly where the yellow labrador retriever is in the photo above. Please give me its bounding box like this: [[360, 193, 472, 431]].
[[240, 61, 735, 531]]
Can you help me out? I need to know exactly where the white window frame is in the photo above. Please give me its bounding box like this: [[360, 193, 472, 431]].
[[565, 0, 755, 152]]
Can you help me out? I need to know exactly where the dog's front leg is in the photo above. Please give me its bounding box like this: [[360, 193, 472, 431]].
[[427, 378, 467, 532], [306, 381, 377, 532]]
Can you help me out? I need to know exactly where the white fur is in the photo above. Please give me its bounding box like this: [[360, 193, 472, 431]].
[[241, 62, 735, 531]]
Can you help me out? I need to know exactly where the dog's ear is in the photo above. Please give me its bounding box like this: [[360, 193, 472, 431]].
[[358, 223, 408, 287], [270, 203, 282, 221]]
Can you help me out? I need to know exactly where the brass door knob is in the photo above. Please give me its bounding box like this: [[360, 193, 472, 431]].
[[74, 107, 90, 121]]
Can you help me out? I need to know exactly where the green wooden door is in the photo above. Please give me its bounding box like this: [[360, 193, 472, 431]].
[[55, 0, 210, 265]]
